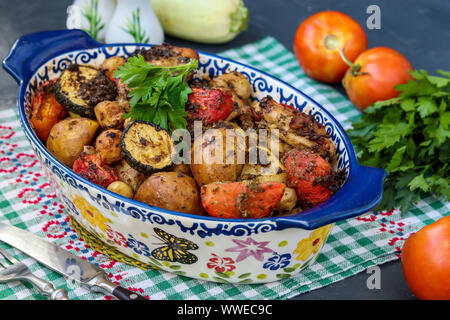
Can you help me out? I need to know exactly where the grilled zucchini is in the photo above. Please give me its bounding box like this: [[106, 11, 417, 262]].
[[55, 64, 117, 118], [120, 120, 175, 174]]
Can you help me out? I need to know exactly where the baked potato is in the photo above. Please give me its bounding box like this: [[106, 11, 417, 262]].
[[134, 172, 203, 215], [209, 71, 252, 101], [107, 181, 134, 198], [100, 56, 126, 79], [276, 187, 298, 212], [46, 117, 99, 167], [94, 101, 125, 130], [240, 146, 285, 180], [190, 127, 245, 186], [113, 159, 147, 192], [95, 129, 123, 164], [170, 163, 192, 176]]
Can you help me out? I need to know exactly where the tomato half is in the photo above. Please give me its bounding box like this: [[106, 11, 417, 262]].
[[31, 81, 68, 142], [293, 11, 368, 84], [401, 215, 450, 300], [73, 153, 119, 188], [186, 87, 233, 125], [342, 47, 413, 110]]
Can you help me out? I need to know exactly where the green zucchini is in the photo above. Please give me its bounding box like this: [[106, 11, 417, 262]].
[[55, 64, 117, 118], [120, 120, 175, 174], [151, 0, 249, 44]]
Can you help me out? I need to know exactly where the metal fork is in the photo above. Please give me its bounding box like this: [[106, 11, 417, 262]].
[[0, 246, 69, 300]]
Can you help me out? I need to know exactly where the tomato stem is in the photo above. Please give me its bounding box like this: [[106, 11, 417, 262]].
[[340, 48, 369, 77]]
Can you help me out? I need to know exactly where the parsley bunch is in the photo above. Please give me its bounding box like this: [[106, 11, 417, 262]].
[[347, 70, 450, 213], [114, 55, 198, 131]]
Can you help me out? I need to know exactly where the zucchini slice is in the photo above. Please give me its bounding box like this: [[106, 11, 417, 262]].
[[55, 64, 117, 118], [120, 120, 175, 174]]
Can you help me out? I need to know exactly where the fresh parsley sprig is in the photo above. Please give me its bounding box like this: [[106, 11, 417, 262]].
[[113, 55, 198, 132], [347, 70, 450, 213]]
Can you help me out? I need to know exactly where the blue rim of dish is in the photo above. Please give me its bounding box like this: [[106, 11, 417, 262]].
[[3, 30, 386, 230]]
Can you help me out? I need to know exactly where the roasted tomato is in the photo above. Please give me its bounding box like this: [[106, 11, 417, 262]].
[[401, 216, 450, 300], [342, 47, 413, 110], [31, 81, 68, 142], [293, 11, 368, 84], [186, 87, 233, 125], [201, 181, 286, 219], [73, 153, 119, 188], [284, 149, 341, 208]]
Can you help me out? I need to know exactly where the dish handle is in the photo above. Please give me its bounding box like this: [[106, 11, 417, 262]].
[[275, 164, 387, 230], [2, 29, 100, 84]]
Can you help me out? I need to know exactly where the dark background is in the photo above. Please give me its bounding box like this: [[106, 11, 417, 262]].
[[1, 0, 449, 300]]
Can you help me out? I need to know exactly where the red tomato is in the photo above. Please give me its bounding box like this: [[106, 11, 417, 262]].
[[342, 47, 413, 110], [73, 153, 118, 188], [201, 181, 285, 219], [401, 216, 450, 300], [31, 81, 68, 142], [284, 149, 334, 207], [187, 87, 233, 125], [293, 11, 368, 84]]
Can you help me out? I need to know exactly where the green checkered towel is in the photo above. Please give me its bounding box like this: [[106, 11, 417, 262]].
[[0, 37, 448, 300]]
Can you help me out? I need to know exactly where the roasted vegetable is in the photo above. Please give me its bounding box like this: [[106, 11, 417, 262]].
[[201, 181, 286, 219], [276, 187, 298, 212], [259, 96, 335, 160], [170, 163, 192, 176], [94, 101, 125, 130], [95, 129, 123, 164], [46, 117, 99, 167], [240, 146, 285, 180], [107, 181, 134, 198], [186, 87, 234, 125], [250, 171, 295, 212], [73, 152, 119, 188], [151, 0, 249, 44], [210, 71, 252, 102], [134, 172, 203, 215], [131, 43, 199, 68], [284, 149, 343, 208], [100, 56, 126, 80], [120, 120, 175, 174], [31, 81, 68, 142], [113, 159, 147, 192], [55, 64, 117, 118], [190, 127, 245, 186]]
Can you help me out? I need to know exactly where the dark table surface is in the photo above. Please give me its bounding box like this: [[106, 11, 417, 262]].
[[1, 0, 449, 300]]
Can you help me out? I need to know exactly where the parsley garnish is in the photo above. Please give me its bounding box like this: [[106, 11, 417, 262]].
[[347, 70, 450, 213], [113, 55, 198, 132]]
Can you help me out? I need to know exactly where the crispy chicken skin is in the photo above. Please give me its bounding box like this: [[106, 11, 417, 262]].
[[258, 96, 335, 160]]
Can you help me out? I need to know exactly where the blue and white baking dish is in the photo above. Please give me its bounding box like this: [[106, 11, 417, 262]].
[[3, 30, 386, 283]]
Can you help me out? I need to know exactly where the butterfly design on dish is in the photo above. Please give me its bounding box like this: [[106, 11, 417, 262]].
[[151, 228, 199, 264]]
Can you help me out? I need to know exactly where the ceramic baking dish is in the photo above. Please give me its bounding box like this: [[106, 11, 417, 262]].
[[3, 30, 386, 283]]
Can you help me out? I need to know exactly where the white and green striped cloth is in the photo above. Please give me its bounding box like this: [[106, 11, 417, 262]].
[[0, 37, 448, 300]]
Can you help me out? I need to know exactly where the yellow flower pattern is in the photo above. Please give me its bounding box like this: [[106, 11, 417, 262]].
[[294, 224, 333, 262], [72, 195, 108, 232]]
